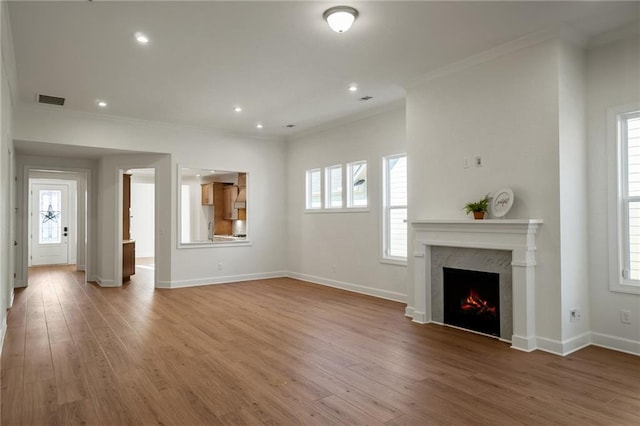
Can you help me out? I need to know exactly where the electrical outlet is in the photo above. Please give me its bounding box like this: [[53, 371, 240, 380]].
[[620, 310, 632, 324], [463, 157, 470, 169], [474, 156, 482, 167], [570, 309, 582, 322]]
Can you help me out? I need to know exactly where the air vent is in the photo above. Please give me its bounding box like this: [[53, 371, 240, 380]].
[[38, 94, 65, 106], [285, 124, 296, 128], [359, 96, 373, 101]]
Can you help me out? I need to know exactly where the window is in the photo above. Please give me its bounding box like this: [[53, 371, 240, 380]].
[[325, 165, 343, 209], [617, 110, 640, 289], [306, 168, 322, 209], [383, 154, 407, 262], [39, 190, 62, 244], [347, 161, 367, 208]]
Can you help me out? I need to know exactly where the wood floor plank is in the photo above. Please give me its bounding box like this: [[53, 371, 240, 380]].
[[2, 265, 640, 425]]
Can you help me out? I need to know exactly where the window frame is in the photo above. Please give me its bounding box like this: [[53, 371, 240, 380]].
[[346, 160, 368, 208], [608, 105, 640, 294], [325, 164, 343, 209], [305, 168, 322, 210], [382, 153, 408, 265]]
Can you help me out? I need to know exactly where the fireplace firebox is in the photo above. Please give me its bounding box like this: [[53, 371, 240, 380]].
[[443, 267, 500, 337]]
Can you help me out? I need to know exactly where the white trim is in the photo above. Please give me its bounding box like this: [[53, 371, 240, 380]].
[[158, 271, 287, 289], [304, 208, 369, 214], [607, 104, 640, 294], [536, 333, 592, 356], [287, 271, 407, 303], [95, 276, 117, 287], [0, 317, 6, 357], [591, 332, 640, 356], [405, 26, 581, 89], [8, 290, 14, 309]]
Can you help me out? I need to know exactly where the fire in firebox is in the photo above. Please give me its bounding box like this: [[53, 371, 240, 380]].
[[460, 288, 497, 317]]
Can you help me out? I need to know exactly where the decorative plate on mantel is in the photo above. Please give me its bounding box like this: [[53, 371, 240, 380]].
[[490, 188, 514, 218]]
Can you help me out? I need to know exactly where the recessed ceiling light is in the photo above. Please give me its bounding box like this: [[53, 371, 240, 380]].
[[134, 32, 150, 45], [285, 124, 296, 128], [233, 106, 243, 113], [256, 123, 263, 129], [360, 95, 373, 101], [196, 174, 201, 177], [96, 100, 108, 108], [349, 84, 358, 92]]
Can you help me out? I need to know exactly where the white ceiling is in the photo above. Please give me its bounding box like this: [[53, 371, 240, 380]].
[[8, 1, 640, 137]]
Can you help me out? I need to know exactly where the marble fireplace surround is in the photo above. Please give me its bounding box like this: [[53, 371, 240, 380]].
[[409, 219, 543, 352]]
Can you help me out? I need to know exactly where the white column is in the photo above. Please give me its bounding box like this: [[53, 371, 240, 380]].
[[510, 247, 537, 351]]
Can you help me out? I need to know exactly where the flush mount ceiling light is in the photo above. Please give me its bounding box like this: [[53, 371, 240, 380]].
[[96, 100, 108, 108], [233, 106, 243, 113], [134, 32, 150, 45], [348, 84, 358, 92], [256, 123, 263, 129], [323, 6, 358, 33]]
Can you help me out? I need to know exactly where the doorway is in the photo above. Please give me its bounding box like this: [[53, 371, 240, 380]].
[[124, 168, 155, 284], [29, 179, 76, 266]]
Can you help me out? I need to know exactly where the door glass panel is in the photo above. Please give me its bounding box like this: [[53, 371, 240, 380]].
[[39, 190, 62, 244]]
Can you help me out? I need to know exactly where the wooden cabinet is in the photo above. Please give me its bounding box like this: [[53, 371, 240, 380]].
[[224, 185, 239, 220], [201, 183, 214, 205], [122, 174, 135, 281], [123, 174, 131, 240], [213, 183, 232, 235], [123, 241, 135, 281]]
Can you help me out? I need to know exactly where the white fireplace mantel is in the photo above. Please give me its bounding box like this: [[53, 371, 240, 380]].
[[410, 219, 543, 352]]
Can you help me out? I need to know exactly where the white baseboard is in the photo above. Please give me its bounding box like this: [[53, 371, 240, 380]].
[[0, 316, 7, 357], [158, 271, 287, 289], [591, 332, 640, 356], [76, 264, 86, 272], [95, 276, 118, 287], [8, 290, 14, 309], [14, 279, 26, 288], [405, 306, 415, 318], [286, 271, 407, 303], [536, 333, 591, 356]]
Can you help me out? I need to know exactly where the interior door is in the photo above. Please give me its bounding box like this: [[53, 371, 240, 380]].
[[31, 183, 69, 266]]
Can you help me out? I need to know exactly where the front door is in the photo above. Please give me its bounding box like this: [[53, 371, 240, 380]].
[[31, 183, 69, 266]]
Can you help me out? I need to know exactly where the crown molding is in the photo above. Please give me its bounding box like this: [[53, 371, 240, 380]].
[[588, 20, 640, 49], [405, 25, 586, 90], [16, 102, 285, 144], [287, 99, 405, 141]]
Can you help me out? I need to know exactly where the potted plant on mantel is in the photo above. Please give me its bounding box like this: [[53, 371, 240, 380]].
[[464, 194, 491, 220]]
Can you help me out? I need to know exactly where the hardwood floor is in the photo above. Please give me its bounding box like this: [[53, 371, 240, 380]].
[[2, 265, 639, 425]]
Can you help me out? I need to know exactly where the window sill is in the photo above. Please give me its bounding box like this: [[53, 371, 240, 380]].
[[610, 281, 640, 295], [304, 208, 370, 214], [380, 258, 407, 267]]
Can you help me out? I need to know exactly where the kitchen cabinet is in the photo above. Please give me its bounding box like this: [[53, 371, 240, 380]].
[[214, 183, 232, 235], [224, 185, 239, 220], [201, 183, 214, 205], [123, 240, 136, 281], [122, 174, 135, 280]]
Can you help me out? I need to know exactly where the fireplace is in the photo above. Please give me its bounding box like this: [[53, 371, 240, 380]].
[[409, 219, 543, 352], [443, 267, 500, 337]]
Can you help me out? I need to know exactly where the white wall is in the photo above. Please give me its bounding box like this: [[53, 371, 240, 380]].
[[0, 0, 17, 347], [286, 107, 408, 302], [558, 41, 590, 344], [587, 33, 640, 352], [13, 105, 288, 288], [407, 38, 566, 346], [130, 175, 155, 258]]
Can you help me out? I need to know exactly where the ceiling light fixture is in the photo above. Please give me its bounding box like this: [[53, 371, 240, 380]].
[[348, 84, 358, 92], [134, 32, 150, 45], [233, 106, 243, 113], [256, 123, 263, 129], [323, 6, 359, 33], [96, 100, 108, 108]]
